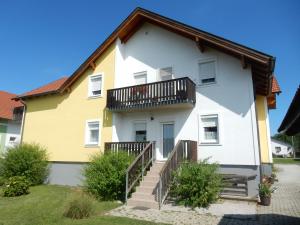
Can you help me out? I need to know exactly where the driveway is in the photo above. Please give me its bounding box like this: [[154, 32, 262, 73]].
[[108, 163, 300, 225]]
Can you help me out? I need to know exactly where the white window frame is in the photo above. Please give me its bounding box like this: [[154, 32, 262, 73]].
[[85, 119, 101, 146], [133, 71, 147, 85], [199, 114, 220, 145], [158, 67, 173, 81], [133, 121, 147, 142], [88, 73, 104, 98], [198, 58, 217, 86]]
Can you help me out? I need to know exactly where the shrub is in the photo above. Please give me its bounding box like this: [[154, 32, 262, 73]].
[[84, 152, 134, 201], [0, 176, 5, 187], [170, 160, 222, 208], [0, 156, 4, 176], [3, 176, 30, 197], [64, 193, 94, 219], [2, 143, 49, 185]]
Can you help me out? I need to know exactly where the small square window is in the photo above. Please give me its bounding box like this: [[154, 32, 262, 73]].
[[275, 146, 281, 153], [134, 122, 147, 142], [200, 115, 219, 144], [89, 75, 102, 97], [160, 67, 173, 81], [85, 121, 100, 145], [134, 71, 147, 85], [198, 60, 216, 85]]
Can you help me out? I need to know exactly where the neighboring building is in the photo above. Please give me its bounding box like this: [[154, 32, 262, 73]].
[[278, 85, 300, 136], [15, 8, 280, 199], [0, 91, 24, 154], [271, 138, 294, 157]]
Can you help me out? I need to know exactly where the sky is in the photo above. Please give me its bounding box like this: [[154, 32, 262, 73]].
[[0, 0, 299, 135]]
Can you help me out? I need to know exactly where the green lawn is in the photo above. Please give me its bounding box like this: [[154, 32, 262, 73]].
[[0, 185, 161, 225], [273, 158, 300, 164]]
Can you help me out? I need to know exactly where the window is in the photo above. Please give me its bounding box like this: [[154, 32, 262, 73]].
[[134, 71, 147, 85], [134, 122, 147, 142], [85, 120, 100, 145], [88, 74, 102, 97], [159, 67, 173, 81], [200, 115, 219, 144], [198, 60, 216, 85], [9, 136, 16, 142], [275, 146, 281, 153]]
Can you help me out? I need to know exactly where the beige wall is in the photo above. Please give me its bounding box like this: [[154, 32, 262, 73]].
[[22, 44, 115, 162]]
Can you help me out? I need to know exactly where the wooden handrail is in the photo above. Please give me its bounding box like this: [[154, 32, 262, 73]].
[[104, 142, 149, 156], [125, 141, 155, 203], [157, 140, 197, 208]]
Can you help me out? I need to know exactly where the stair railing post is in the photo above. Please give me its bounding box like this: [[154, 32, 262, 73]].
[[159, 177, 162, 209], [125, 171, 128, 204], [142, 152, 144, 180]]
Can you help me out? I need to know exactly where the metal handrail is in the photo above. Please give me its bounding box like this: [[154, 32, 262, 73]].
[[125, 141, 155, 203]]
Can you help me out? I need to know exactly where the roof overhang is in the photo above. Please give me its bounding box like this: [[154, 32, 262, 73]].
[[59, 7, 275, 96]]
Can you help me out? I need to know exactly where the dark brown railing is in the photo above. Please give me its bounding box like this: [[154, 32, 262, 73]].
[[107, 77, 196, 111], [157, 140, 197, 208], [125, 142, 155, 203], [104, 142, 149, 156]]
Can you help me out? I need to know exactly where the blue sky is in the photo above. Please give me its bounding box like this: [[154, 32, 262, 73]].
[[0, 0, 299, 134]]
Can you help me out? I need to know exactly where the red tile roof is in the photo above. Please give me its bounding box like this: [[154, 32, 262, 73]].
[[272, 76, 281, 93], [0, 91, 23, 120], [16, 77, 68, 99]]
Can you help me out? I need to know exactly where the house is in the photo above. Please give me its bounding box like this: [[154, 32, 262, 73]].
[[15, 8, 280, 204], [271, 138, 294, 157], [278, 85, 300, 136], [0, 91, 24, 154]]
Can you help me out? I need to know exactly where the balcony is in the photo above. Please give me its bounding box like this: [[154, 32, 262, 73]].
[[106, 77, 196, 111]]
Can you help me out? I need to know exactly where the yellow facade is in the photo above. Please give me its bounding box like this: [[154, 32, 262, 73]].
[[256, 95, 271, 163], [22, 45, 115, 162]]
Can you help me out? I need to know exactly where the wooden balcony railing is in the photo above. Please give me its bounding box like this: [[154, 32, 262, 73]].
[[125, 142, 155, 203], [104, 142, 150, 156], [106, 77, 196, 111], [157, 140, 197, 208]]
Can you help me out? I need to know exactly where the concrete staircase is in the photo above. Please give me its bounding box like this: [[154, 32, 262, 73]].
[[127, 161, 164, 209]]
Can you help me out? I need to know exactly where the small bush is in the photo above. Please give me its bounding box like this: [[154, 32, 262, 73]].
[[84, 152, 134, 201], [2, 143, 49, 185], [170, 159, 222, 208], [64, 193, 94, 219], [3, 176, 30, 197], [0, 176, 6, 187], [0, 156, 4, 176]]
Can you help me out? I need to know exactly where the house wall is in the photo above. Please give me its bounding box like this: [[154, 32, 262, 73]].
[[113, 22, 260, 166], [4, 120, 22, 150], [0, 120, 7, 154], [22, 44, 116, 163]]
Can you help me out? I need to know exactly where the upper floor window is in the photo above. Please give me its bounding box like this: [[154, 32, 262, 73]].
[[88, 74, 102, 97], [200, 115, 219, 144], [159, 67, 173, 81], [134, 71, 147, 85], [85, 120, 100, 146], [198, 60, 216, 85]]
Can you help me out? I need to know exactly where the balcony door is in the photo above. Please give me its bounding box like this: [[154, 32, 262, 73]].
[[162, 123, 174, 159]]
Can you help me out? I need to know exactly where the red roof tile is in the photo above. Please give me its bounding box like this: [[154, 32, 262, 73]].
[[272, 76, 281, 93], [0, 91, 23, 120], [17, 77, 68, 99]]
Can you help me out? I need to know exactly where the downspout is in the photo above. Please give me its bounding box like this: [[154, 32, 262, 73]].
[[19, 100, 26, 144]]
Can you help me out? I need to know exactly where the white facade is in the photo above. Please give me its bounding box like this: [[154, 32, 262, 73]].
[[271, 139, 293, 157], [112, 23, 260, 165], [5, 120, 21, 150]]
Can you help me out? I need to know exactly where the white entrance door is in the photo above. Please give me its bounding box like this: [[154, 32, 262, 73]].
[[161, 123, 174, 160]]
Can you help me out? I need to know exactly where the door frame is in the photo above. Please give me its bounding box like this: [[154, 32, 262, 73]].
[[160, 121, 175, 160]]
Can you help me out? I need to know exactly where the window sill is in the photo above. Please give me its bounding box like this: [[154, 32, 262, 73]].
[[84, 144, 100, 148], [87, 95, 102, 100], [199, 142, 222, 146], [197, 82, 217, 88]]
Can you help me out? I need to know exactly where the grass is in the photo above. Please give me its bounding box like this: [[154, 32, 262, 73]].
[[0, 185, 162, 225], [273, 158, 300, 164]]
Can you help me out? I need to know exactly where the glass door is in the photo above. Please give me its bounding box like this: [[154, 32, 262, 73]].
[[162, 123, 174, 159]]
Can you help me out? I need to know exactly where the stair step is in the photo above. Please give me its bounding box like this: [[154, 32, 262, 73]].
[[132, 192, 156, 201], [221, 189, 247, 196], [127, 198, 159, 209], [136, 186, 156, 194], [143, 176, 160, 182], [140, 180, 158, 188]]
